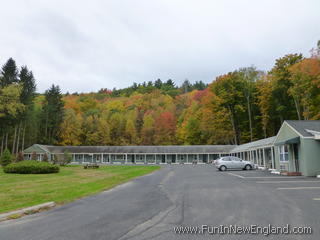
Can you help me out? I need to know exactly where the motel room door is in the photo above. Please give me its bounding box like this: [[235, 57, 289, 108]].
[[293, 144, 300, 172]]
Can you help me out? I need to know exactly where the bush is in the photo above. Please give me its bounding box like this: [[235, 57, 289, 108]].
[[4, 160, 60, 174], [1, 149, 13, 167], [16, 152, 24, 162], [43, 153, 48, 162], [31, 151, 37, 160], [61, 151, 72, 166]]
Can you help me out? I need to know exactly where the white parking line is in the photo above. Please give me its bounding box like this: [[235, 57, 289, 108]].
[[227, 172, 302, 179], [227, 172, 245, 178], [257, 181, 320, 184], [277, 187, 320, 190], [313, 198, 320, 200]]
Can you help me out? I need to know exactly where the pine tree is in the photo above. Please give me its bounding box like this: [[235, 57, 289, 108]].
[[0, 58, 18, 87], [40, 85, 64, 144], [1, 148, 13, 166]]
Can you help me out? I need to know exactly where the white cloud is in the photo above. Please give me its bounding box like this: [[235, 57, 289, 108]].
[[0, 0, 319, 92]]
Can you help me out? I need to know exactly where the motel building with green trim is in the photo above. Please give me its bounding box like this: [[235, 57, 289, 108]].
[[23, 120, 320, 176]]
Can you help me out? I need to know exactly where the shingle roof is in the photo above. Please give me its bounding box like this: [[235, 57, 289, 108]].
[[37, 145, 236, 154], [230, 136, 276, 153], [285, 120, 320, 137]]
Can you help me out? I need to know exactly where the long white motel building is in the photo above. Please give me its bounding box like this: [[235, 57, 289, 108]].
[[23, 120, 320, 176]]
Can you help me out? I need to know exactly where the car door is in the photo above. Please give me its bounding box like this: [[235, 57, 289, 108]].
[[231, 157, 243, 169], [222, 157, 233, 168]]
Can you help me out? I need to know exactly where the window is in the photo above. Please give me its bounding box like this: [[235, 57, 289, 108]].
[[279, 145, 289, 162]]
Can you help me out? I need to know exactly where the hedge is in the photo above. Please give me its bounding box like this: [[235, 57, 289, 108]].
[[4, 160, 60, 174]]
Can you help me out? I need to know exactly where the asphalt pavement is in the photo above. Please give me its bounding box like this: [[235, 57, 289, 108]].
[[1, 165, 319, 240]]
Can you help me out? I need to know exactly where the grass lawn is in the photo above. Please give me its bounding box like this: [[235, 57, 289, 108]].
[[0, 165, 160, 214]]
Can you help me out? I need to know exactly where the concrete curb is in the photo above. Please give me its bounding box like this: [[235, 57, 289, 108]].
[[0, 202, 55, 221]]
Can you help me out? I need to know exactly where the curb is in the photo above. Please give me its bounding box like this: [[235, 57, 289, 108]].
[[0, 202, 55, 221]]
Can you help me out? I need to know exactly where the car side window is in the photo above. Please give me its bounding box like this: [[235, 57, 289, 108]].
[[223, 157, 231, 161], [232, 157, 240, 161]]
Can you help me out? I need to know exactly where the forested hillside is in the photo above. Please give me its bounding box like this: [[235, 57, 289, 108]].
[[1, 42, 320, 155]]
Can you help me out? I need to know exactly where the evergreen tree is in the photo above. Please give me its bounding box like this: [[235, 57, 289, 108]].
[[40, 85, 64, 144], [181, 79, 192, 93], [0, 58, 18, 87], [154, 79, 163, 89], [1, 148, 13, 166]]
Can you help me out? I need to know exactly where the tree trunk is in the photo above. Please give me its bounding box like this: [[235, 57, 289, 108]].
[[1, 134, 4, 155], [263, 127, 267, 139], [5, 132, 8, 150], [246, 95, 253, 141], [45, 111, 48, 141], [22, 124, 26, 151], [293, 98, 301, 120], [16, 123, 21, 154], [228, 106, 239, 145], [12, 125, 17, 155]]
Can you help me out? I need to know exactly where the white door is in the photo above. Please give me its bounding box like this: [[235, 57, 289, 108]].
[[231, 157, 243, 169]]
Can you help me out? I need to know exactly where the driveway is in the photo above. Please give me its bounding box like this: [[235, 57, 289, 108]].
[[0, 165, 319, 240]]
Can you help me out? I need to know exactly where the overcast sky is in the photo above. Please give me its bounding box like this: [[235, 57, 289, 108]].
[[0, 0, 319, 93]]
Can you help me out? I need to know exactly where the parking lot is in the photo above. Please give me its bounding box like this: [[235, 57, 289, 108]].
[[225, 169, 320, 201], [1, 165, 319, 240]]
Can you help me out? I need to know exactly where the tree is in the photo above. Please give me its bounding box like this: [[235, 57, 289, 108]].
[[238, 66, 262, 141], [184, 116, 202, 144], [270, 54, 303, 124], [40, 85, 64, 144], [16, 151, 24, 162], [154, 79, 163, 89], [288, 58, 320, 119], [125, 119, 138, 144], [31, 151, 37, 160], [59, 109, 82, 145], [210, 72, 245, 144], [62, 151, 72, 166], [0, 58, 18, 87], [0, 85, 25, 119], [0, 84, 25, 154], [181, 79, 192, 93], [154, 112, 176, 145], [19, 66, 36, 107], [192, 81, 207, 90], [95, 115, 112, 145], [0, 148, 13, 166], [141, 114, 155, 145], [43, 153, 49, 162], [256, 75, 274, 137]]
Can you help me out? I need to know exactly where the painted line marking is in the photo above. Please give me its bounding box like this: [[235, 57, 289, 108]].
[[227, 173, 245, 178], [257, 180, 320, 184], [277, 187, 320, 190], [313, 198, 320, 200], [227, 172, 302, 179]]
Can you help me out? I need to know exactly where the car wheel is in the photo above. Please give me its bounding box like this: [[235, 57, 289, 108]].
[[244, 164, 252, 170], [220, 165, 227, 171]]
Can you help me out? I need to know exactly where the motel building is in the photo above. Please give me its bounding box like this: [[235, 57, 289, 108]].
[[23, 120, 320, 177]]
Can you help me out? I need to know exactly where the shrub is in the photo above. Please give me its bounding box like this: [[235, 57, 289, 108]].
[[31, 151, 37, 160], [63, 151, 72, 165], [16, 152, 24, 162], [43, 153, 49, 162], [57, 151, 72, 166], [1, 149, 13, 167], [4, 160, 60, 174]]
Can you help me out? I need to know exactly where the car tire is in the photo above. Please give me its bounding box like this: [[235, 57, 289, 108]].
[[244, 164, 252, 170], [220, 165, 227, 171]]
